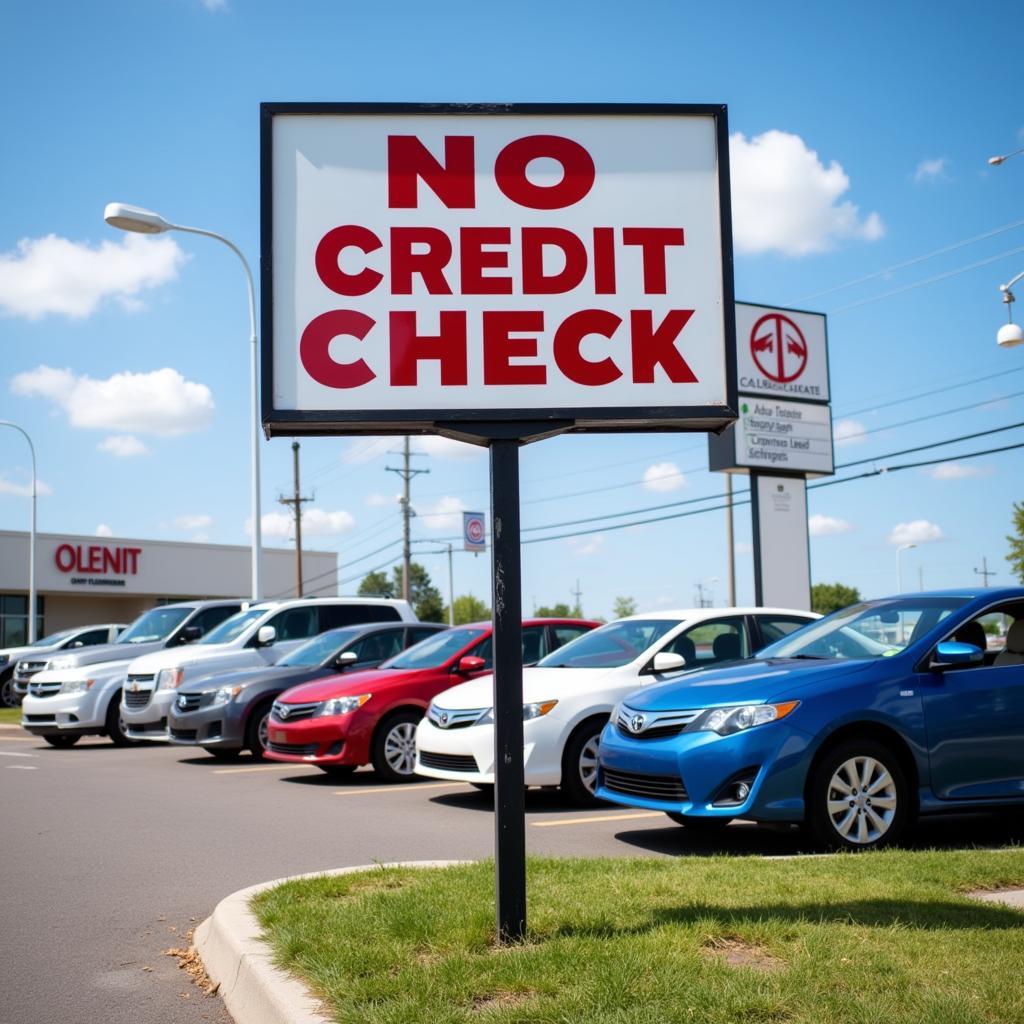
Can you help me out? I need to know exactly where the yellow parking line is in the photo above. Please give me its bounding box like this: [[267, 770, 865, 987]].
[[532, 811, 664, 828], [335, 781, 466, 796], [212, 763, 321, 775]]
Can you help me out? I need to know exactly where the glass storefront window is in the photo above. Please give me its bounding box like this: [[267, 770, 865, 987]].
[[0, 595, 45, 648]]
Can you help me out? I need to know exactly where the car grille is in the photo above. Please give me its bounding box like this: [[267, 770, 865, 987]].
[[24, 714, 56, 724], [16, 661, 48, 680], [427, 705, 488, 729], [123, 689, 152, 709], [27, 681, 61, 698], [418, 751, 479, 773], [169, 727, 198, 741], [271, 700, 319, 723], [176, 693, 204, 712], [602, 767, 687, 802], [615, 706, 703, 740], [267, 741, 319, 757]]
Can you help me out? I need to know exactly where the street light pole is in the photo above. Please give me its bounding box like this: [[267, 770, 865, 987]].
[[103, 203, 263, 599], [897, 543, 916, 593], [0, 421, 37, 643]]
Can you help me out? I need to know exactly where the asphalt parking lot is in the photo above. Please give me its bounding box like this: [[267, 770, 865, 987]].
[[3, 725, 1023, 1024]]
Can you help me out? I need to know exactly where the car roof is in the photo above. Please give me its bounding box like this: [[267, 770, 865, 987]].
[[618, 607, 819, 620], [841, 588, 1024, 603], [318, 621, 446, 638], [459, 618, 603, 628]]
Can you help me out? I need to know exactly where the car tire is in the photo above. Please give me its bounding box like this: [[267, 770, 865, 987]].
[[665, 813, 733, 831], [0, 671, 19, 709], [808, 738, 909, 851], [245, 702, 274, 760], [371, 709, 422, 782], [317, 764, 357, 778], [43, 734, 80, 748], [559, 718, 607, 807], [104, 692, 136, 747]]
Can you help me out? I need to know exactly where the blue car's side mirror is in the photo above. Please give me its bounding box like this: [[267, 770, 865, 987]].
[[931, 641, 984, 670]]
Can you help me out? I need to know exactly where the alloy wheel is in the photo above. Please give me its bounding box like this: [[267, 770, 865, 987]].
[[826, 755, 898, 845], [578, 734, 601, 793], [384, 721, 417, 776], [0, 678, 18, 709], [257, 712, 270, 751]]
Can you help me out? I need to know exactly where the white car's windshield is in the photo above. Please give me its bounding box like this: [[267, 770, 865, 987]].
[[757, 596, 971, 661], [383, 628, 486, 670], [32, 628, 78, 648], [117, 607, 193, 644], [279, 628, 362, 667], [538, 618, 681, 669], [200, 608, 266, 645]]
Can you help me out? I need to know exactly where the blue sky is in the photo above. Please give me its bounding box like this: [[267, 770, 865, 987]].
[[1, 0, 1022, 616]]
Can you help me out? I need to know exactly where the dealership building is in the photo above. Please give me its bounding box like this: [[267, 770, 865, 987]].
[[0, 530, 338, 646]]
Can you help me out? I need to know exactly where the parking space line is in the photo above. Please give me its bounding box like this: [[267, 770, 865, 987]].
[[0, 736, 38, 743], [212, 764, 322, 775], [0, 751, 37, 758], [334, 782, 466, 796], [531, 811, 664, 828]]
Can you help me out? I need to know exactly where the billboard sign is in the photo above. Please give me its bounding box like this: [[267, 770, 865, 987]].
[[735, 303, 829, 401], [463, 511, 486, 552], [261, 103, 737, 442], [751, 475, 811, 611]]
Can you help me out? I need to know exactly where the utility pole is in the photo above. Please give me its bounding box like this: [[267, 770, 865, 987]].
[[447, 543, 455, 626], [974, 557, 996, 587], [570, 579, 583, 617], [278, 441, 313, 596], [386, 437, 429, 602], [725, 474, 736, 606]]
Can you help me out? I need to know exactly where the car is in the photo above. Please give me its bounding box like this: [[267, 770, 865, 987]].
[[415, 607, 818, 804], [595, 588, 1024, 850], [1, 623, 126, 707], [19, 601, 243, 747], [265, 618, 599, 781], [167, 620, 447, 759], [121, 597, 417, 742]]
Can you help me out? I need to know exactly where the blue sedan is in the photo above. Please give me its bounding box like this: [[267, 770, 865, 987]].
[[595, 588, 1024, 850]]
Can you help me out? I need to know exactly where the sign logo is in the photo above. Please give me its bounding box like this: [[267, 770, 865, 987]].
[[463, 512, 486, 553], [439, 712, 449, 727], [629, 713, 646, 733], [750, 313, 808, 384]]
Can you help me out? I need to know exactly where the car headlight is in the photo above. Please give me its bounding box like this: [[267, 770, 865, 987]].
[[157, 668, 185, 690], [60, 678, 95, 694], [475, 700, 558, 726], [697, 701, 799, 736], [315, 693, 372, 717], [210, 685, 242, 707]]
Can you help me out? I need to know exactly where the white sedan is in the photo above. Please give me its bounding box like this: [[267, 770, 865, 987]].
[[415, 606, 818, 804]]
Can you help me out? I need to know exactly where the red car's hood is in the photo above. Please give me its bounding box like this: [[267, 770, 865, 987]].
[[278, 666, 451, 703]]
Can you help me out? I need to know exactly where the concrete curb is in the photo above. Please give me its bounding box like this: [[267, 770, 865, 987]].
[[194, 861, 468, 1024]]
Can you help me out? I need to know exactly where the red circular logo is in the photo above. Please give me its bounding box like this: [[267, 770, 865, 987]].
[[750, 313, 808, 383], [466, 518, 484, 543]]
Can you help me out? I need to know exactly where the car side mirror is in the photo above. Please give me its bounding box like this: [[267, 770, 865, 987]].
[[70, 640, 84, 648], [652, 651, 687, 673], [256, 625, 277, 648], [335, 650, 359, 669], [179, 625, 203, 644], [931, 641, 983, 671], [455, 655, 486, 674]]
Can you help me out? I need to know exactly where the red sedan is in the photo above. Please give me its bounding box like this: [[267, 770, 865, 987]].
[[264, 618, 599, 781]]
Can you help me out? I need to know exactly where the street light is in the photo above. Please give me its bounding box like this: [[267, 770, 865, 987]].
[[996, 271, 1024, 348], [896, 543, 916, 593], [103, 203, 263, 600], [988, 146, 1024, 166], [0, 421, 37, 643]]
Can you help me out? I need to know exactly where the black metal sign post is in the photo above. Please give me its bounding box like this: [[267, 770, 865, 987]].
[[489, 438, 526, 941]]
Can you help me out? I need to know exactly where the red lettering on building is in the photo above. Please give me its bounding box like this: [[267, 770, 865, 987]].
[[53, 544, 142, 576]]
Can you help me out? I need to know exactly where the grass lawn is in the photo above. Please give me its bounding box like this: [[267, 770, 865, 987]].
[[253, 850, 1024, 1024], [0, 707, 21, 725]]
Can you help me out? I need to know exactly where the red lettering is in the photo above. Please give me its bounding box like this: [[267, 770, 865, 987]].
[[387, 136, 475, 209], [483, 311, 547, 386], [55, 544, 75, 573], [460, 228, 513, 295], [622, 228, 685, 293], [390, 227, 453, 295], [495, 135, 596, 210], [102, 548, 122, 574], [300, 310, 377, 389], [521, 228, 587, 294], [553, 309, 623, 386], [87, 546, 102, 573], [631, 310, 697, 383], [126, 548, 141, 574], [389, 311, 468, 386], [315, 225, 383, 296]]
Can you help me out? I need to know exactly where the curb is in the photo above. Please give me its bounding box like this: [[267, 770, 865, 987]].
[[194, 861, 468, 1024]]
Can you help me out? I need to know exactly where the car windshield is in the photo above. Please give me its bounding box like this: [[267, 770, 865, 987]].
[[278, 628, 362, 667], [757, 596, 972, 661], [538, 618, 682, 669], [117, 607, 193, 644], [32, 628, 78, 648], [200, 608, 267, 645], [382, 628, 486, 670]]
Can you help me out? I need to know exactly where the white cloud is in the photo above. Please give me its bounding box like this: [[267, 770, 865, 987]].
[[730, 130, 884, 256], [924, 462, 993, 481], [95, 523, 113, 537], [342, 434, 485, 467], [568, 534, 605, 557], [914, 157, 949, 184], [0, 475, 53, 497], [642, 461, 687, 493], [0, 233, 185, 320], [12, 365, 214, 436], [809, 514, 852, 537], [174, 514, 213, 531], [888, 520, 943, 546], [246, 508, 355, 541], [834, 419, 868, 446], [365, 492, 398, 508], [417, 496, 465, 532], [412, 435, 485, 461], [98, 434, 149, 458]]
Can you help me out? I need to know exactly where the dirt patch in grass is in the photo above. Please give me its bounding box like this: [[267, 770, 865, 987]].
[[471, 990, 537, 1012], [701, 934, 785, 973]]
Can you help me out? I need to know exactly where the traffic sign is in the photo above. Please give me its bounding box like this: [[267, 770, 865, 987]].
[[735, 302, 829, 401]]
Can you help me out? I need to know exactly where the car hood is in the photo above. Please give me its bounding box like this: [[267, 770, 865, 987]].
[[21, 640, 167, 671], [178, 665, 325, 694], [624, 658, 876, 712], [1, 644, 52, 661], [430, 666, 622, 711], [127, 643, 243, 673], [276, 666, 433, 703]]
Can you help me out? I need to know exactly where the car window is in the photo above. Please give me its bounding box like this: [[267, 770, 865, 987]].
[[666, 617, 748, 666], [278, 627, 363, 667], [755, 615, 813, 648], [383, 628, 487, 670], [319, 604, 401, 629], [118, 606, 195, 644], [938, 602, 1024, 666], [549, 625, 592, 652], [204, 607, 267, 645], [351, 629, 404, 664], [73, 628, 112, 648], [268, 607, 319, 641], [408, 626, 443, 645], [471, 635, 493, 669], [521, 626, 546, 664], [538, 619, 681, 669], [190, 605, 240, 637]]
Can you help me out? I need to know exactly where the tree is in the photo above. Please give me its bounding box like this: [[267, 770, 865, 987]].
[[357, 562, 444, 621], [357, 570, 394, 598], [612, 596, 637, 618], [810, 582, 861, 616], [536, 602, 572, 617], [1007, 501, 1024, 583], [447, 594, 490, 625]]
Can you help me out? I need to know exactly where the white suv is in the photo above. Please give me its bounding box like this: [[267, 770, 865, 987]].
[[120, 597, 417, 741]]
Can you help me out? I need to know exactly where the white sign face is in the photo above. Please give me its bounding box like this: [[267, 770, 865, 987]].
[[734, 303, 828, 401], [753, 475, 811, 612], [732, 396, 833, 475], [263, 105, 736, 438], [463, 512, 486, 552]]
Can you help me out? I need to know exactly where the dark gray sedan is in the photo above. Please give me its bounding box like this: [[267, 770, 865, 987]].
[[167, 621, 446, 759]]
